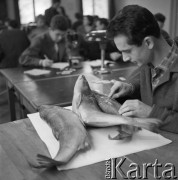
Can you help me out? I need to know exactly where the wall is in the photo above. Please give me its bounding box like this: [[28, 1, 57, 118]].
[[114, 0, 171, 34], [0, 0, 7, 21]]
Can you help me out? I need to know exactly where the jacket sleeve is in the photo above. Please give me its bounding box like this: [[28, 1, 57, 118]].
[[149, 104, 178, 133], [19, 37, 43, 67]]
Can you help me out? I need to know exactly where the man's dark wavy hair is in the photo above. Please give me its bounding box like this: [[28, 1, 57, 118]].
[[50, 15, 69, 31], [107, 5, 161, 46]]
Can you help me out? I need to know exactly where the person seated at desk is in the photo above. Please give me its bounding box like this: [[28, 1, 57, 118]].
[[19, 15, 69, 67], [0, 20, 30, 68], [77, 15, 95, 37], [154, 13, 172, 45], [95, 18, 121, 61], [28, 15, 48, 42], [107, 5, 178, 133], [86, 17, 121, 61]]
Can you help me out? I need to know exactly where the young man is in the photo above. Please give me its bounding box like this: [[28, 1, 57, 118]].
[[19, 15, 69, 67], [107, 5, 178, 133]]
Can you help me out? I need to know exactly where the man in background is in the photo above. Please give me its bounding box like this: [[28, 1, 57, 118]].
[[19, 15, 69, 67], [45, 0, 61, 26], [0, 19, 30, 68], [28, 15, 48, 42], [154, 13, 171, 44]]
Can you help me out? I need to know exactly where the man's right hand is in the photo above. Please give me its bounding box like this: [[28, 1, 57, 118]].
[[40, 59, 53, 67], [109, 80, 133, 99]]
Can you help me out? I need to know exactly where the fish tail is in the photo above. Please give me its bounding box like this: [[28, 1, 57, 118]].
[[37, 154, 64, 168]]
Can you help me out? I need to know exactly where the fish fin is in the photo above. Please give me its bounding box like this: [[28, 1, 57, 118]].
[[37, 154, 65, 168], [77, 94, 82, 108], [72, 93, 82, 112], [52, 129, 59, 140]]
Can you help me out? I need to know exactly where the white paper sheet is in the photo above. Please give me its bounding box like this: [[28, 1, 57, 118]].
[[28, 109, 171, 171], [88, 60, 115, 67], [51, 62, 69, 69], [24, 69, 51, 76]]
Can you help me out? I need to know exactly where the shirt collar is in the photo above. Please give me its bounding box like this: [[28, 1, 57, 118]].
[[148, 41, 178, 72]]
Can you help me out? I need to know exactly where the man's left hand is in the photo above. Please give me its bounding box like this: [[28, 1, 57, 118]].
[[118, 99, 152, 118]]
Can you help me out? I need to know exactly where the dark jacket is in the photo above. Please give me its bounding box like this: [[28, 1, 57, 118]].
[[19, 31, 68, 67], [0, 29, 30, 68], [129, 59, 178, 133], [45, 7, 58, 26]]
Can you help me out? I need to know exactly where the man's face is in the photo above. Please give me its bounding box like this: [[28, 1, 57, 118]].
[[50, 29, 66, 43], [95, 21, 104, 30], [114, 34, 151, 66]]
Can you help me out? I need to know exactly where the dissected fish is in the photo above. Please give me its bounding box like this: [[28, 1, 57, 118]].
[[92, 90, 122, 115], [72, 75, 161, 136], [37, 105, 90, 168], [93, 90, 140, 139]]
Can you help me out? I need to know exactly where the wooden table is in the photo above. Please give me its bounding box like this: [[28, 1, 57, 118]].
[[0, 61, 137, 121], [0, 118, 177, 180]]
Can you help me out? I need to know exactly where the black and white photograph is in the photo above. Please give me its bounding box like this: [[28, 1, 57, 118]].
[[0, 0, 178, 179]]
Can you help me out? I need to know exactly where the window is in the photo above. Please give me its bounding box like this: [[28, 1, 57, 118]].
[[82, 0, 109, 18], [19, 0, 51, 24]]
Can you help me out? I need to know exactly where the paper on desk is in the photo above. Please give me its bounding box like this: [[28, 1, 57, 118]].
[[88, 60, 114, 67], [51, 62, 69, 69], [28, 110, 171, 171], [24, 69, 51, 76]]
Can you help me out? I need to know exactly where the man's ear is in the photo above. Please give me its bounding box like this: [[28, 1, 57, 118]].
[[143, 36, 154, 49]]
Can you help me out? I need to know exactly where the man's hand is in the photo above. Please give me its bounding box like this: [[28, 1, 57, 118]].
[[40, 59, 53, 67], [109, 80, 133, 99], [119, 99, 152, 118]]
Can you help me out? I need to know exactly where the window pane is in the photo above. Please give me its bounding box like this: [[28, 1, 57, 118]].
[[82, 0, 93, 15], [94, 0, 108, 18], [82, 0, 108, 18], [19, 0, 34, 24], [35, 0, 51, 16]]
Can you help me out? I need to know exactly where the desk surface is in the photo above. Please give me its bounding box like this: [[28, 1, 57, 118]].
[[0, 61, 138, 120], [14, 67, 138, 113], [0, 118, 177, 180], [0, 61, 136, 85]]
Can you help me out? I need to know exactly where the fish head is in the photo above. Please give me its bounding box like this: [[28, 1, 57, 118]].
[[73, 75, 92, 113], [74, 75, 91, 95]]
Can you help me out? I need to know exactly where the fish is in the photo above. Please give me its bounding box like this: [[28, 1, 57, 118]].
[[72, 75, 161, 139], [92, 90, 122, 115], [93, 90, 141, 140], [37, 105, 90, 168]]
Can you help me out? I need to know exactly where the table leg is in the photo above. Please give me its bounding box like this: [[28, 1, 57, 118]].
[[7, 87, 16, 121]]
